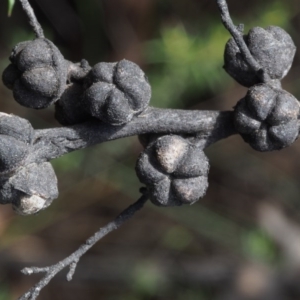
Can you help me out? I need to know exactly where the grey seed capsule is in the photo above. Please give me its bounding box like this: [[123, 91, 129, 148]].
[[136, 150, 166, 185], [6, 38, 68, 109], [13, 79, 53, 109], [234, 99, 261, 135], [21, 67, 58, 98], [248, 26, 296, 80], [246, 127, 274, 152], [224, 26, 296, 87], [10, 41, 31, 64], [89, 62, 116, 84], [84, 82, 113, 118], [0, 113, 34, 144], [17, 39, 54, 71], [114, 59, 151, 111], [268, 120, 299, 146], [174, 146, 209, 178], [0, 135, 28, 174], [148, 177, 181, 207], [12, 194, 48, 216], [136, 135, 210, 206], [172, 176, 208, 204], [2, 64, 21, 89], [234, 84, 300, 151], [84, 59, 151, 125], [246, 84, 277, 121], [268, 92, 300, 125], [10, 162, 58, 215], [104, 89, 133, 125], [155, 135, 189, 174]]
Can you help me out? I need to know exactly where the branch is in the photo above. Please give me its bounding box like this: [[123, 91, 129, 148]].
[[27, 108, 236, 164], [19, 0, 44, 38], [216, 0, 270, 82], [18, 191, 149, 300]]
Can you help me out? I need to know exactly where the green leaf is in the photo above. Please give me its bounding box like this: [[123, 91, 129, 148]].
[[8, 0, 15, 17]]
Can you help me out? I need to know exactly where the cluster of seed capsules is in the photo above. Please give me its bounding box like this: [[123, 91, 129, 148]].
[[1, 36, 210, 209], [225, 26, 299, 151], [1, 24, 299, 212], [0, 37, 154, 214], [0, 113, 58, 215], [2, 38, 152, 125], [136, 25, 300, 206]]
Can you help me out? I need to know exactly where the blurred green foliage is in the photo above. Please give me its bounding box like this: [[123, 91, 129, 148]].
[[146, 24, 230, 108], [131, 260, 169, 297], [8, 0, 15, 17], [162, 225, 193, 251], [0, 285, 10, 300], [242, 229, 278, 264]]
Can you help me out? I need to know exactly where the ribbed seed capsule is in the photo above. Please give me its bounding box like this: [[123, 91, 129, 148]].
[[11, 162, 58, 215], [2, 38, 67, 109], [136, 135, 209, 206], [234, 84, 300, 151], [0, 162, 59, 215], [224, 26, 296, 87], [83, 59, 151, 126], [0, 113, 34, 175]]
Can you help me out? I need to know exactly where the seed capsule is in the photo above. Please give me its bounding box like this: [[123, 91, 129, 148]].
[[83, 60, 151, 125], [234, 84, 300, 151], [224, 26, 296, 87], [0, 113, 34, 175], [136, 135, 209, 206], [0, 162, 58, 215], [2, 38, 67, 109]]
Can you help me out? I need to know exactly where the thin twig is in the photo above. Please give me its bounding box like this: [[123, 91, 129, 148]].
[[18, 0, 44, 38], [27, 109, 236, 164], [18, 192, 149, 300], [216, 0, 270, 82]]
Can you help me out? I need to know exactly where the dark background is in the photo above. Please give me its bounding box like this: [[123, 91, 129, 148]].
[[1, 0, 300, 299]]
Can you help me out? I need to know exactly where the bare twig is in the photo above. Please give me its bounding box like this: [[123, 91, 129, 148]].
[[216, 0, 270, 82], [18, 192, 149, 300], [18, 0, 44, 38], [27, 108, 236, 164]]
